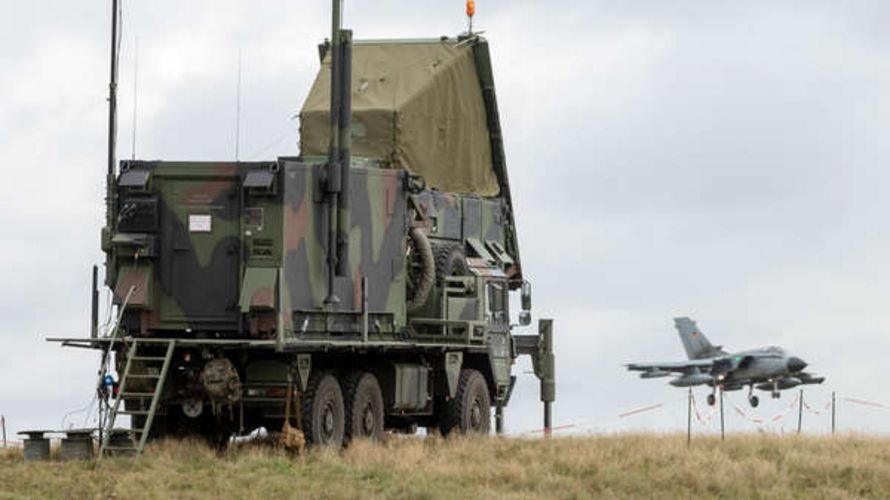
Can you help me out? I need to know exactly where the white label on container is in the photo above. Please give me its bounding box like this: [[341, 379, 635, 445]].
[[189, 214, 212, 233]]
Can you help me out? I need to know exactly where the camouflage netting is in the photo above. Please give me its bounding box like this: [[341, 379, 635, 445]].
[[300, 40, 500, 197]]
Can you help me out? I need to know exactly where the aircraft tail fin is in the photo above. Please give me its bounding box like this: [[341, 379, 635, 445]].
[[674, 317, 722, 359]]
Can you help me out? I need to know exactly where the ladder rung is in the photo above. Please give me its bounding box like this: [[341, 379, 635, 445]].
[[98, 341, 175, 460]]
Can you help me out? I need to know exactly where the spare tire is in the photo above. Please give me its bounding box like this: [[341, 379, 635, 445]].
[[406, 228, 435, 312], [433, 243, 469, 280]]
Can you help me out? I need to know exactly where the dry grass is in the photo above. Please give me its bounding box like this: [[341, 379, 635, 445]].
[[0, 434, 888, 499]]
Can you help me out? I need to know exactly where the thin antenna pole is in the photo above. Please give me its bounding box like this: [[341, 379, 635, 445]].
[[131, 37, 138, 160], [91, 265, 99, 339], [324, 0, 343, 306], [235, 49, 243, 161], [106, 0, 120, 230]]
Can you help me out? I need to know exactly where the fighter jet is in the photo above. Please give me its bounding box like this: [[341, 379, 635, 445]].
[[626, 317, 825, 407]]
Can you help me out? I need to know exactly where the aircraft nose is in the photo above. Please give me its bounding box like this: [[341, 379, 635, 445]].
[[787, 357, 807, 372]]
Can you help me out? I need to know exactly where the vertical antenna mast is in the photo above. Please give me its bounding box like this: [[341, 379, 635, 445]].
[[131, 36, 138, 160], [235, 49, 243, 161], [324, 0, 344, 306], [323, 0, 353, 307], [106, 0, 120, 229]]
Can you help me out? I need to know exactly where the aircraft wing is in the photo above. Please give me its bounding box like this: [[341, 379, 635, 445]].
[[626, 359, 715, 373]]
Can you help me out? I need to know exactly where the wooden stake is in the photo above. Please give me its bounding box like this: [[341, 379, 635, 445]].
[[686, 388, 692, 446]]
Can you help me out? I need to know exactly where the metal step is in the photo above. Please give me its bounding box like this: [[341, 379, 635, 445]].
[[120, 392, 155, 398], [132, 356, 166, 362]]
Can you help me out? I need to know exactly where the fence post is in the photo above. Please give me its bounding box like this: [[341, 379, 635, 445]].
[[687, 388, 692, 446], [1, 415, 6, 448], [831, 391, 836, 435], [797, 389, 803, 434]]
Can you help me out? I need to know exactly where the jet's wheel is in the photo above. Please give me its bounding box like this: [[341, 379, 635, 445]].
[[706, 393, 716, 406], [748, 395, 759, 408]]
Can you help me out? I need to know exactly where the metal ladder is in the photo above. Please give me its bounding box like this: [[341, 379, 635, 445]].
[[99, 339, 176, 460]]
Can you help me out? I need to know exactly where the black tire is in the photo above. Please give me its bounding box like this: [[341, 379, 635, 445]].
[[343, 371, 385, 444], [749, 395, 759, 408], [438, 369, 491, 436], [433, 243, 469, 280], [707, 393, 716, 406], [301, 372, 345, 448]]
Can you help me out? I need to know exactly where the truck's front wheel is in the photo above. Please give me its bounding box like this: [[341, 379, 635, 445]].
[[438, 369, 491, 436]]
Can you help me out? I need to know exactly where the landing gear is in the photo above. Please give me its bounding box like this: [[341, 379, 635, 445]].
[[301, 372, 345, 448], [771, 379, 780, 400], [747, 385, 759, 408], [439, 369, 491, 436], [343, 371, 384, 444]]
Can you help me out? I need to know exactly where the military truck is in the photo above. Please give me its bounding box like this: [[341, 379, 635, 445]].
[[54, 1, 554, 453]]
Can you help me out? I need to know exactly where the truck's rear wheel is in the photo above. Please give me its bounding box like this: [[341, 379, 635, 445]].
[[343, 371, 384, 444], [301, 372, 345, 448], [438, 369, 491, 436]]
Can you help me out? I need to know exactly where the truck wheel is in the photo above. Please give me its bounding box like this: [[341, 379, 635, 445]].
[[343, 371, 384, 444], [439, 369, 491, 436], [301, 372, 345, 448]]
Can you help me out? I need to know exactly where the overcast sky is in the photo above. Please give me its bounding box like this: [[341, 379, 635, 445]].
[[2, 1, 889, 440]]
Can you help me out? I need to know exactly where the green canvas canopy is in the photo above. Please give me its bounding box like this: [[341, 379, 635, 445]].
[[300, 39, 501, 197]]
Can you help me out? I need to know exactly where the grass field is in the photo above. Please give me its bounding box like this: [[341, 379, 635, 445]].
[[1, 434, 888, 499]]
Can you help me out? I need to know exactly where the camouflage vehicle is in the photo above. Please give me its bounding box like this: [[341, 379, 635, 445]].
[[55, 1, 554, 452]]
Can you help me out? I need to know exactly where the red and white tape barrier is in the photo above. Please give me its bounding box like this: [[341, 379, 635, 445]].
[[722, 392, 799, 426]]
